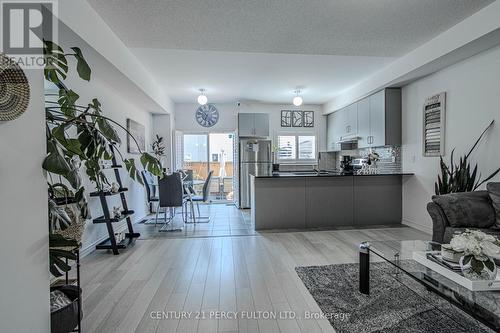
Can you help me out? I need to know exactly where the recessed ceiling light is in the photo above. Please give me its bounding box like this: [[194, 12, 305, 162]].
[[197, 89, 208, 105]]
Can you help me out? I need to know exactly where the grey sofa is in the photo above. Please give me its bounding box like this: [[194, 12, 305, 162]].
[[427, 185, 500, 244]]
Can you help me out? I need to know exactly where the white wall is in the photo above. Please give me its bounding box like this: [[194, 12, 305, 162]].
[[152, 114, 173, 171], [0, 70, 49, 331], [174, 102, 326, 151], [62, 56, 154, 255], [402, 44, 500, 233]]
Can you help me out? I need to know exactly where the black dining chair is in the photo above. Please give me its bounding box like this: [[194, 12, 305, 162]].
[[156, 172, 184, 232], [185, 171, 213, 223], [141, 170, 160, 224], [141, 170, 159, 212]]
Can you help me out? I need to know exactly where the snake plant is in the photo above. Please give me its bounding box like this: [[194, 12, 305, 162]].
[[435, 120, 500, 195]]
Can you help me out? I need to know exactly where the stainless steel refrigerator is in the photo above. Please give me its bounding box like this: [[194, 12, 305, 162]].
[[239, 139, 272, 208]]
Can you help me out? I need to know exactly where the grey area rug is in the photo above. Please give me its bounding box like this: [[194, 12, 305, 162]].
[[295, 262, 493, 333]]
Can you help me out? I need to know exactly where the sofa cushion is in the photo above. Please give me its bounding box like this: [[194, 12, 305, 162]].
[[432, 191, 495, 228], [487, 182, 500, 228]]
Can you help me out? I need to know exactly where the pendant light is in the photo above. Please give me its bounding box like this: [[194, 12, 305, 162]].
[[197, 89, 208, 105], [293, 89, 303, 106]]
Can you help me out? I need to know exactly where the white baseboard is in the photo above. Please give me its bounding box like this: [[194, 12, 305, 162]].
[[402, 218, 432, 235], [80, 234, 109, 258], [79, 215, 147, 258]]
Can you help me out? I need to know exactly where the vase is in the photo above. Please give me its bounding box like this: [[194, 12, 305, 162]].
[[459, 255, 497, 280]]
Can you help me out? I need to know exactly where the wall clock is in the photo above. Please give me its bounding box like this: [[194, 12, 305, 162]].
[[195, 104, 219, 127]]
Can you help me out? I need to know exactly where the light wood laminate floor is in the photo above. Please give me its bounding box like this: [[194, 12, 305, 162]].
[[80, 222, 429, 333]]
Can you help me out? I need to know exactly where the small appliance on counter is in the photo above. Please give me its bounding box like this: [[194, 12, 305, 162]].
[[351, 157, 369, 172], [339, 155, 353, 174]]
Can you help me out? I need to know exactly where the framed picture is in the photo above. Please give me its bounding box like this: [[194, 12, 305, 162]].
[[422, 92, 446, 157], [281, 110, 292, 127], [127, 119, 146, 154], [292, 111, 303, 127], [303, 111, 314, 127]]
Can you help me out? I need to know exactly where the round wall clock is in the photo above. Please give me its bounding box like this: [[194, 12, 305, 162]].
[[195, 104, 219, 127], [0, 54, 30, 121]]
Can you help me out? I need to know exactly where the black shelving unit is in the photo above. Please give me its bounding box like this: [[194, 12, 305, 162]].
[[92, 146, 140, 255], [50, 247, 81, 333]]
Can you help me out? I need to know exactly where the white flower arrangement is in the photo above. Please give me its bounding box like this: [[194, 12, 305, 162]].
[[450, 230, 500, 259], [450, 229, 500, 278]]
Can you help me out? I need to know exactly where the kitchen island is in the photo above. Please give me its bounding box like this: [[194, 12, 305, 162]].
[[250, 172, 413, 230]]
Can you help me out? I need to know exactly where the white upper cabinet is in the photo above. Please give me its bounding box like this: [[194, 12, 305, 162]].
[[344, 103, 358, 136], [368, 88, 401, 148], [253, 113, 269, 137], [327, 111, 342, 151], [369, 90, 386, 147], [357, 97, 370, 148], [238, 113, 254, 136], [326, 88, 401, 150], [238, 113, 269, 137]]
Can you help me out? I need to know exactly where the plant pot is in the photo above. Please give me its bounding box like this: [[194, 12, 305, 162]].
[[50, 285, 82, 333], [53, 202, 87, 246], [459, 254, 497, 280]]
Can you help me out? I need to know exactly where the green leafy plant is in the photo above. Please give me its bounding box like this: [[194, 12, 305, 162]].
[[43, 40, 163, 276], [151, 134, 166, 159], [435, 120, 500, 195]]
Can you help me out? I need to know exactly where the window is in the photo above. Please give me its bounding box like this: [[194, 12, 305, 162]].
[[277, 134, 316, 162], [277, 135, 296, 160], [298, 135, 316, 159]]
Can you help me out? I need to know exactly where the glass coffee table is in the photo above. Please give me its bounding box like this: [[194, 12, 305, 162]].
[[359, 240, 500, 331]]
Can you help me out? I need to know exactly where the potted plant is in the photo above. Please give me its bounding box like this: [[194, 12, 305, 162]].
[[43, 40, 163, 272], [435, 120, 500, 195], [151, 134, 167, 168], [271, 144, 281, 172]]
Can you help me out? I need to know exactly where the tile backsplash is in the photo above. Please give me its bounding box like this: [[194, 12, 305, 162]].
[[318, 152, 337, 170], [279, 146, 402, 173], [321, 146, 402, 173]]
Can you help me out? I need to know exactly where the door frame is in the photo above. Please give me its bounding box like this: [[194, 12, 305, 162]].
[[179, 131, 236, 203]]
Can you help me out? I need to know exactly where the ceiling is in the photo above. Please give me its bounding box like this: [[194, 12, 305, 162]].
[[130, 48, 394, 104], [88, 0, 493, 104]]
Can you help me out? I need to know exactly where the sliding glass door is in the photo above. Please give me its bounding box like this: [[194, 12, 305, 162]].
[[183, 134, 208, 182], [182, 132, 235, 202], [208, 133, 234, 202]]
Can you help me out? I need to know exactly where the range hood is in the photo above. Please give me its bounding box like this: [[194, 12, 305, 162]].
[[336, 135, 360, 144]]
